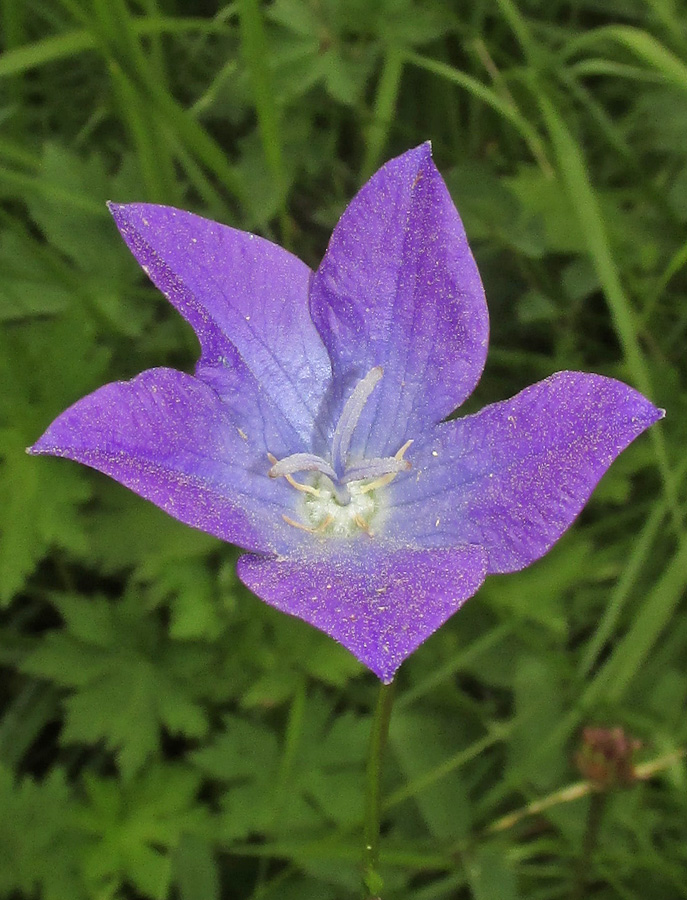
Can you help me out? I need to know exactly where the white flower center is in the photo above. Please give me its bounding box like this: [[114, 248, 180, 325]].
[[305, 478, 377, 536], [267, 367, 412, 537]]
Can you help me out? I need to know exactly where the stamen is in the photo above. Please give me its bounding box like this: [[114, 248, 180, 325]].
[[354, 513, 373, 536], [268, 454, 323, 497], [284, 473, 321, 496], [330, 366, 383, 473], [357, 440, 413, 494], [358, 473, 395, 494], [341, 455, 411, 485], [397, 439, 413, 459], [282, 513, 334, 534]]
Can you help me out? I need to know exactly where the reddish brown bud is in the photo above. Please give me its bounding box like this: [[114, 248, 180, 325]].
[[575, 726, 642, 789]]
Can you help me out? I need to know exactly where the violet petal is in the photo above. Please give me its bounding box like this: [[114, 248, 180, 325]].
[[389, 371, 664, 572], [29, 367, 308, 555], [108, 203, 331, 444], [310, 143, 488, 458], [237, 544, 488, 683]]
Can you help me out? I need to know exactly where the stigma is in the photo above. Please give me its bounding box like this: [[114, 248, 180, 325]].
[[267, 367, 412, 536]]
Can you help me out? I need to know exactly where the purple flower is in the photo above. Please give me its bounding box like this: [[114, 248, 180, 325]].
[[30, 145, 663, 683]]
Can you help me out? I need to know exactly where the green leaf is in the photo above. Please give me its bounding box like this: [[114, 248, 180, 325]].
[[565, 26, 687, 93], [586, 535, 687, 705], [375, 0, 452, 47], [195, 693, 368, 840], [390, 709, 472, 840], [0, 18, 227, 79], [293, 703, 368, 827], [25, 144, 151, 336], [537, 90, 679, 526], [86, 484, 217, 576], [239, 0, 287, 221], [506, 165, 585, 255], [0, 766, 87, 900], [0, 31, 97, 78], [479, 533, 593, 638], [517, 289, 560, 325], [174, 832, 220, 900], [0, 229, 71, 321], [22, 592, 212, 776], [77, 764, 205, 900], [237, 603, 362, 707], [274, 878, 340, 900], [508, 654, 566, 790], [466, 843, 521, 900], [0, 430, 90, 605], [267, 0, 318, 36], [193, 715, 280, 839]]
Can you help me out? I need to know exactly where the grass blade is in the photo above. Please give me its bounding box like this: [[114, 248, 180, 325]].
[[537, 92, 681, 530], [405, 51, 551, 173], [239, 0, 289, 238], [563, 26, 687, 92], [584, 536, 687, 705], [361, 44, 404, 181]]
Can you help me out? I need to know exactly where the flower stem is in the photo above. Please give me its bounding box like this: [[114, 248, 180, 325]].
[[363, 680, 395, 899], [571, 789, 607, 900]]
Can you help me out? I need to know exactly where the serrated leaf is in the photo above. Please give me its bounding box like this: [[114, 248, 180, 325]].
[[0, 766, 87, 900], [27, 144, 127, 273], [22, 592, 212, 776], [0, 229, 72, 321], [288, 694, 368, 830], [193, 715, 280, 839], [77, 764, 204, 900], [195, 694, 368, 839], [0, 430, 90, 604], [25, 144, 152, 336]]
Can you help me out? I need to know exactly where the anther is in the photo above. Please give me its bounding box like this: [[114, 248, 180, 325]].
[[284, 473, 321, 497], [282, 513, 334, 534], [396, 439, 413, 460], [354, 513, 373, 536]]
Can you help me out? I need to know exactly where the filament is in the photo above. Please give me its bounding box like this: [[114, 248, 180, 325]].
[[357, 440, 413, 494]]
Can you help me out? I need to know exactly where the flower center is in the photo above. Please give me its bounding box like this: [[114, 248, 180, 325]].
[[267, 367, 412, 536]]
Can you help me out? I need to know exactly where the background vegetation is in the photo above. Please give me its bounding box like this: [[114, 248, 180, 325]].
[[1, 0, 686, 897]]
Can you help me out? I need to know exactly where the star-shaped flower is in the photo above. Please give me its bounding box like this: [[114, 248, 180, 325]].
[[30, 144, 663, 683]]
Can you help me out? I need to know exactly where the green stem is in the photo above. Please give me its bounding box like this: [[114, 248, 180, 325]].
[[363, 680, 395, 898], [571, 789, 607, 900]]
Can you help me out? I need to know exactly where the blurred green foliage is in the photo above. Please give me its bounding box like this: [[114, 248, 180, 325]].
[[1, 0, 686, 897]]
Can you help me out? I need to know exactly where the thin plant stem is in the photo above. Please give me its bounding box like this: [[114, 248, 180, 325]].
[[483, 748, 685, 838], [571, 790, 607, 900], [363, 680, 395, 899]]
